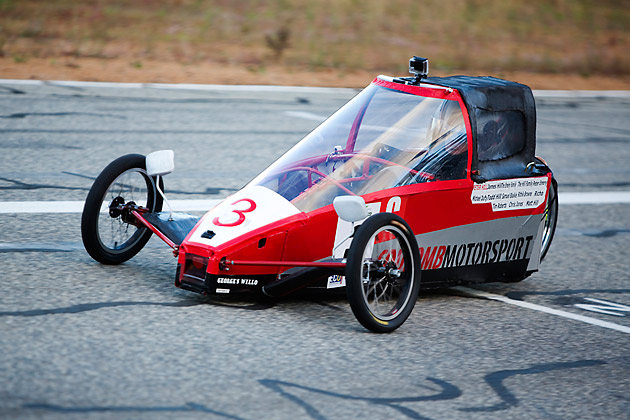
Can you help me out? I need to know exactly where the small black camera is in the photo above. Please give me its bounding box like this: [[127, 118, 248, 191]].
[[409, 56, 429, 79]]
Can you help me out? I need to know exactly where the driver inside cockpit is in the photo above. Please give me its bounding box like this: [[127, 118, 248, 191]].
[[412, 99, 468, 181]]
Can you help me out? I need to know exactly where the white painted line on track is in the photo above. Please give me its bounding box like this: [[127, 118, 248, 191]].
[[532, 90, 630, 99], [559, 191, 630, 205], [0, 79, 358, 94], [454, 286, 630, 334], [0, 199, 221, 214], [0, 191, 627, 214], [284, 111, 327, 122], [1, 78, 628, 98]]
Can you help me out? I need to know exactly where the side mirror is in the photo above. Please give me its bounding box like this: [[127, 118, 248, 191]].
[[146, 150, 175, 177], [333, 195, 368, 223]]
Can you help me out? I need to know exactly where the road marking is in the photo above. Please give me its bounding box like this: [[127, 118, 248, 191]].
[[284, 110, 327, 121], [531, 90, 630, 99], [0, 199, 221, 214], [559, 191, 630, 204], [0, 191, 627, 214], [2, 78, 629, 98], [574, 298, 630, 317], [0, 242, 79, 252], [454, 286, 630, 334], [0, 79, 357, 94]]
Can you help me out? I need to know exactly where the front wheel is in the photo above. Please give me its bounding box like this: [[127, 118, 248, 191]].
[[81, 154, 163, 264], [345, 213, 421, 333]]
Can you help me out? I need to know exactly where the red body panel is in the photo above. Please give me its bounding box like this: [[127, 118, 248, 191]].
[[177, 172, 549, 280]]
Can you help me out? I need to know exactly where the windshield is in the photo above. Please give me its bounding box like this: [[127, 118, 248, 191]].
[[249, 83, 468, 213]]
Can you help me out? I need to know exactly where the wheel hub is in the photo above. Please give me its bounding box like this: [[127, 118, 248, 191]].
[[373, 260, 401, 284], [108, 197, 140, 225], [383, 261, 401, 283], [108, 196, 125, 218]]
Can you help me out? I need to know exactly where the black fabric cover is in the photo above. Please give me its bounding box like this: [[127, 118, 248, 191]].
[[423, 76, 537, 181]]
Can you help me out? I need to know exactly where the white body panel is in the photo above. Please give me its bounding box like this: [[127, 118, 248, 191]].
[[187, 186, 301, 247]]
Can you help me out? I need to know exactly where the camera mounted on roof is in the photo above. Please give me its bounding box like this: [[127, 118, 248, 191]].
[[394, 56, 429, 85], [409, 56, 429, 82]]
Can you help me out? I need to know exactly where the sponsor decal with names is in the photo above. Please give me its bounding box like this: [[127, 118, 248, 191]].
[[471, 176, 548, 211]]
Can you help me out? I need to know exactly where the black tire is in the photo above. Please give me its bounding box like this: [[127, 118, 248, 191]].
[[345, 213, 421, 333], [81, 154, 163, 264], [540, 178, 558, 261]]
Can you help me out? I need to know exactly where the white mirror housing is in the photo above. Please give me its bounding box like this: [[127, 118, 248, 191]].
[[146, 150, 175, 177], [333, 195, 369, 223]]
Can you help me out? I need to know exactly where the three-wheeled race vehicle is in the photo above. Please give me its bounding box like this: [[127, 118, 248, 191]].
[[81, 57, 558, 333]]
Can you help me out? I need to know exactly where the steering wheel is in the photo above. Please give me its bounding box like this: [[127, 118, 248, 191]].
[[276, 166, 357, 196]]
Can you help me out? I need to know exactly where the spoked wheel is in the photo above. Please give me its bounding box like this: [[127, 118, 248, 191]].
[[540, 179, 558, 261], [81, 154, 163, 264], [346, 213, 421, 333]]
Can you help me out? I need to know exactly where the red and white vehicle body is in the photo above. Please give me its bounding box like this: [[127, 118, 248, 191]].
[[176, 76, 554, 292], [82, 58, 557, 332]]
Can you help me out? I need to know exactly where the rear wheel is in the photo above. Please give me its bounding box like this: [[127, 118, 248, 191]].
[[345, 213, 421, 333], [81, 154, 163, 264], [540, 179, 558, 261]]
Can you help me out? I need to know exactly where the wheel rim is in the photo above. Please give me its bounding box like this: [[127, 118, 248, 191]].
[[360, 225, 415, 321], [96, 168, 155, 253], [541, 184, 557, 256]]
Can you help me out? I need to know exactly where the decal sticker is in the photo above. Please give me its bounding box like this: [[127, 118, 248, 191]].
[[327, 275, 346, 289], [471, 176, 548, 211], [418, 235, 534, 270], [213, 198, 257, 227], [413, 216, 543, 271], [216, 288, 230, 294], [386, 196, 401, 213], [189, 186, 301, 247], [217, 277, 259, 286]]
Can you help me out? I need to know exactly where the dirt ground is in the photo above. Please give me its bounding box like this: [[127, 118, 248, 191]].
[[2, 57, 630, 90]]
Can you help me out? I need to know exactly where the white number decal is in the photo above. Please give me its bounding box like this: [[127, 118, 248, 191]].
[[386, 196, 401, 213], [213, 198, 256, 227]]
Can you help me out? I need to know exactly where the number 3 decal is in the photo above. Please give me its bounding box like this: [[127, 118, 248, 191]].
[[213, 198, 257, 227]]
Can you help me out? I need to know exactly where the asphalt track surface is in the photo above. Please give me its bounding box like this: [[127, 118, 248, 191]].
[[0, 80, 629, 420]]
